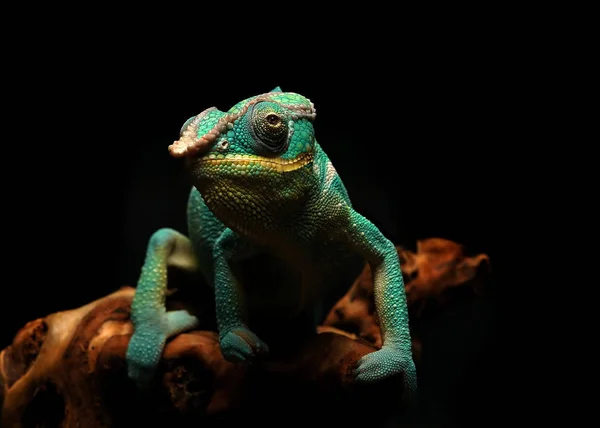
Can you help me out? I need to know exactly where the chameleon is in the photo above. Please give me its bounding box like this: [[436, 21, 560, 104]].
[[125, 87, 417, 404]]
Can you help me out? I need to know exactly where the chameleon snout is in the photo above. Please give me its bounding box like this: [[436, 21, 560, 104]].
[[168, 107, 225, 158]]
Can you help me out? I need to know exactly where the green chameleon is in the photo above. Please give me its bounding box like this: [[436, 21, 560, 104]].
[[125, 87, 417, 404]]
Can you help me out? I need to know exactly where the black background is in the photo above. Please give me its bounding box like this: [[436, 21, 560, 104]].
[[2, 36, 511, 427]]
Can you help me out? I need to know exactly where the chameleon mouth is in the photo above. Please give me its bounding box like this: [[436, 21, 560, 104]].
[[197, 152, 314, 173]]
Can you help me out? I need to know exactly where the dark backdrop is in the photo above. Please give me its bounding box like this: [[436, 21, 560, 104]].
[[3, 46, 507, 426]]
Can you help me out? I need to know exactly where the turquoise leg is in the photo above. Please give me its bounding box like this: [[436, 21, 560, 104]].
[[126, 228, 200, 388], [213, 228, 269, 362], [338, 209, 417, 407]]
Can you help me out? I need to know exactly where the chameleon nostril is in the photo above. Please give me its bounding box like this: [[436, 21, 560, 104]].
[[217, 140, 229, 151]]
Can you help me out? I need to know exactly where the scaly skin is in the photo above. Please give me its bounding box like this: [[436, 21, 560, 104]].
[[126, 87, 417, 405]]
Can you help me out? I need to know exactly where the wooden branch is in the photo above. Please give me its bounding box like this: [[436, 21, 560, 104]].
[[1, 237, 488, 427], [323, 238, 491, 349], [1, 287, 404, 428]]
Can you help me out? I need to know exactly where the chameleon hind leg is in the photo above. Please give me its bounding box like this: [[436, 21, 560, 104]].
[[126, 228, 200, 388]]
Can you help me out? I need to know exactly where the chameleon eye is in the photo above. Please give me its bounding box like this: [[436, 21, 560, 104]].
[[250, 103, 288, 153], [266, 113, 281, 125]]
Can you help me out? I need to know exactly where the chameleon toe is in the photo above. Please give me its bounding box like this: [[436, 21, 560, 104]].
[[354, 347, 406, 383], [220, 327, 269, 362], [354, 347, 418, 405], [125, 326, 168, 388]]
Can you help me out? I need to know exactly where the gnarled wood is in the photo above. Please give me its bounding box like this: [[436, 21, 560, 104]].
[[323, 238, 491, 350], [1, 237, 490, 427], [1, 288, 401, 427]]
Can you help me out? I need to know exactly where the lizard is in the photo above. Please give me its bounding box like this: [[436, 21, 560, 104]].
[[125, 87, 417, 405]]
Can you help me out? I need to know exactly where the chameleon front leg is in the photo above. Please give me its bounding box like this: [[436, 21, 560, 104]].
[[213, 228, 269, 362], [341, 209, 417, 405], [126, 228, 200, 388]]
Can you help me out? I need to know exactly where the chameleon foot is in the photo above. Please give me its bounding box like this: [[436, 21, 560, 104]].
[[219, 327, 269, 363], [126, 326, 167, 389], [126, 310, 199, 388], [354, 346, 417, 404]]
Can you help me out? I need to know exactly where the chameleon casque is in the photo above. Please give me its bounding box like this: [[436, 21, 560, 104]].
[[125, 87, 417, 404]]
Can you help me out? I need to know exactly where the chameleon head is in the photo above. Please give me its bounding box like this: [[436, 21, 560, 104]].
[[169, 89, 317, 230]]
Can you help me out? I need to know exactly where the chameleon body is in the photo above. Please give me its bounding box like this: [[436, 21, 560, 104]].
[[125, 87, 417, 403]]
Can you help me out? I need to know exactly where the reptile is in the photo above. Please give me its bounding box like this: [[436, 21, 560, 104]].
[[125, 87, 417, 405]]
